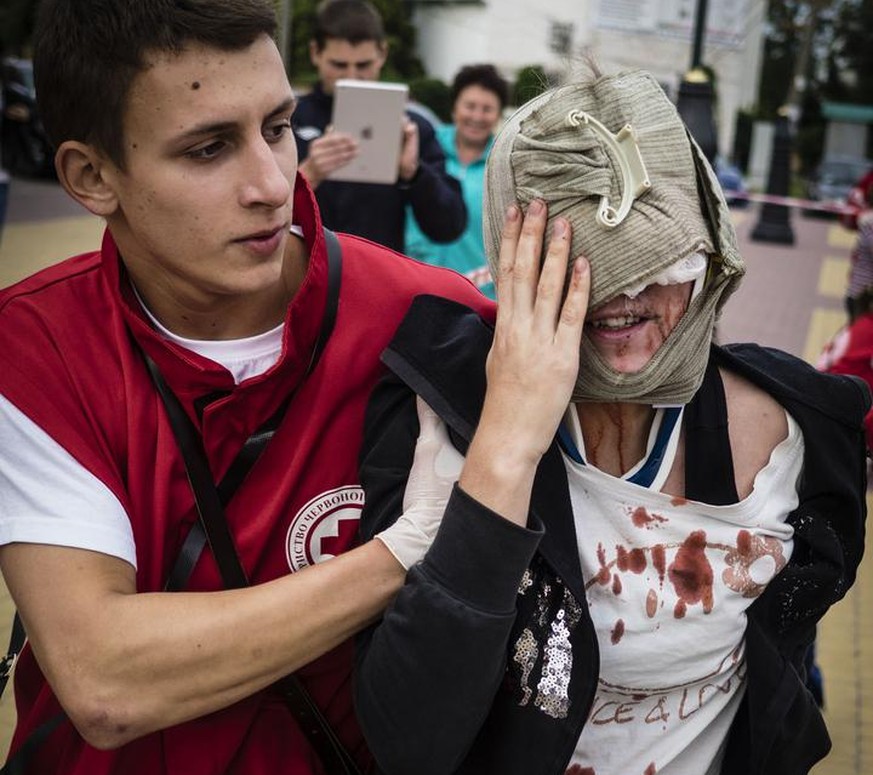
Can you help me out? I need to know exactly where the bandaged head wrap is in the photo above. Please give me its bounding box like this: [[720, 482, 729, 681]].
[[483, 70, 745, 404]]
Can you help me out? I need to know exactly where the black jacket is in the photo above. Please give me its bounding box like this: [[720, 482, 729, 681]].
[[356, 295, 870, 775], [292, 83, 466, 253]]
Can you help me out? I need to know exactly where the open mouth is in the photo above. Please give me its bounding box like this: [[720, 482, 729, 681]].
[[589, 314, 644, 331]]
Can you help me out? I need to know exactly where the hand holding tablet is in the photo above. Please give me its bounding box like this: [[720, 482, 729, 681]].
[[328, 79, 410, 184]]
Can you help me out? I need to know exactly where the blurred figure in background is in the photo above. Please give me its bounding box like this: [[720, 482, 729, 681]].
[[841, 167, 873, 231], [810, 279, 873, 711], [818, 284, 873, 451], [844, 183, 873, 323], [405, 64, 509, 299], [292, 0, 465, 253]]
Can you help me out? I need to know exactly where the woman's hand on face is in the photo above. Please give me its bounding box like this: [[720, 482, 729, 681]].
[[485, 200, 589, 459], [459, 200, 589, 524]]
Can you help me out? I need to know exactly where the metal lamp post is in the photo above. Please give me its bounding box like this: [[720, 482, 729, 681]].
[[750, 108, 795, 245], [676, 0, 718, 164], [749, 1, 824, 246]]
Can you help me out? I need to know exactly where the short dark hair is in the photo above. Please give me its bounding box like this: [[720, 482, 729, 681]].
[[450, 64, 509, 111], [312, 0, 385, 50], [34, 0, 278, 168]]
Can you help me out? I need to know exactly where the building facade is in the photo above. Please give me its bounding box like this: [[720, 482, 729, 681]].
[[410, 0, 767, 159]]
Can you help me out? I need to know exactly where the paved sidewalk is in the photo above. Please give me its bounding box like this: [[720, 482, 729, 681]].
[[0, 181, 870, 771], [0, 177, 103, 288], [722, 209, 871, 775]]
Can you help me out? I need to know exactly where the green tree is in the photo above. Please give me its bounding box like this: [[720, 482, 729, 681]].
[[512, 65, 549, 107], [0, 0, 38, 57], [408, 76, 451, 122], [759, 0, 873, 169]]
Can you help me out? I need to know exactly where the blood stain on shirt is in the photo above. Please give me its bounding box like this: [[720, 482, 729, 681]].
[[631, 506, 668, 528], [565, 766, 595, 775], [611, 618, 625, 644], [596, 543, 611, 585], [616, 545, 647, 574], [612, 573, 623, 595], [646, 588, 658, 617], [723, 528, 786, 597], [652, 544, 666, 584], [668, 530, 714, 615]]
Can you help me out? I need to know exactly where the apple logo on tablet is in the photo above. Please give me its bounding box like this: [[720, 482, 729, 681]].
[[360, 126, 373, 140]]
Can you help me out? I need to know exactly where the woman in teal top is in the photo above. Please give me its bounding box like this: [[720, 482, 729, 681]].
[[405, 65, 509, 299]]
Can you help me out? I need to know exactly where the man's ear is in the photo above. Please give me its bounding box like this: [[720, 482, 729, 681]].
[[308, 40, 322, 67], [377, 41, 388, 66], [54, 140, 120, 217]]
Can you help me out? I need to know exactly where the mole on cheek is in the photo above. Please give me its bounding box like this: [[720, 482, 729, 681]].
[[191, 81, 201, 90]]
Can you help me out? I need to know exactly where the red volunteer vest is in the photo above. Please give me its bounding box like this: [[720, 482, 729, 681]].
[[0, 177, 494, 774]]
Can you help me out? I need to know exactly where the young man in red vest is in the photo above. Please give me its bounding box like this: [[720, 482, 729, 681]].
[[0, 1, 490, 772]]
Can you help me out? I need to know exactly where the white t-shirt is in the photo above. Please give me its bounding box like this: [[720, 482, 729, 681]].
[[0, 301, 287, 569], [562, 407, 802, 775]]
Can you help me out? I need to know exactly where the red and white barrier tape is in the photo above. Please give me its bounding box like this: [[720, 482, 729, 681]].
[[729, 191, 858, 215]]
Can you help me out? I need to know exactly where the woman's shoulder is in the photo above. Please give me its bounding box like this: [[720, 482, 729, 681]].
[[715, 342, 870, 425], [719, 367, 790, 499]]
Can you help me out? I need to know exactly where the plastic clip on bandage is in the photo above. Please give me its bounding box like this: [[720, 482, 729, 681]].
[[566, 110, 651, 229]]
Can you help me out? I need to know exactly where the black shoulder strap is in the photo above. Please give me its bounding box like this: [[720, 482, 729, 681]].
[[164, 227, 343, 591], [146, 353, 250, 588], [0, 614, 24, 698], [144, 227, 357, 775], [684, 356, 740, 505]]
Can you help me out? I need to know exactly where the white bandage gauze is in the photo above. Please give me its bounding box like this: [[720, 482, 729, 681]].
[[376, 397, 465, 570], [621, 252, 708, 301]]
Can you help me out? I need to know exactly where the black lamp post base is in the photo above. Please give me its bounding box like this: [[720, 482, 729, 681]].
[[751, 113, 795, 245], [751, 206, 795, 245], [676, 78, 718, 164]]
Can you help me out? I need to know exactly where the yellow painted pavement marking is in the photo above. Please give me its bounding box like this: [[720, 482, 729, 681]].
[[828, 222, 857, 250], [808, 224, 873, 775], [811, 492, 873, 775], [819, 256, 851, 299], [0, 215, 104, 289], [803, 308, 846, 364]]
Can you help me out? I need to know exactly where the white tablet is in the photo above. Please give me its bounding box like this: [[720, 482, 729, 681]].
[[328, 79, 409, 185]]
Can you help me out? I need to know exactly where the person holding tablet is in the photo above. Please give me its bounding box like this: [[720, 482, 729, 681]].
[[292, 0, 466, 253]]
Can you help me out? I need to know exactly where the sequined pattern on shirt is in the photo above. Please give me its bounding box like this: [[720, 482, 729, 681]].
[[511, 558, 584, 718]]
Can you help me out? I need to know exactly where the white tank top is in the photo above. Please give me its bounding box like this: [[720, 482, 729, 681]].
[[561, 407, 802, 775]]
